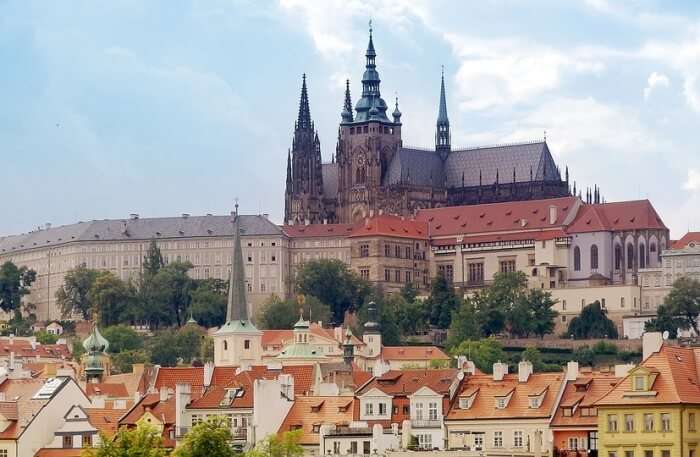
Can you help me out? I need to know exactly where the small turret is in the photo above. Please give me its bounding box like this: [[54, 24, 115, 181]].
[[343, 327, 355, 366], [363, 301, 382, 358], [392, 96, 402, 124], [341, 79, 354, 123], [82, 324, 110, 382]]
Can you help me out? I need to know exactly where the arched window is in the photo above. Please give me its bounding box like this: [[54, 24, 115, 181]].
[[627, 243, 634, 269], [614, 244, 622, 270], [639, 244, 646, 269], [591, 244, 599, 270], [356, 167, 366, 184], [574, 246, 581, 271]]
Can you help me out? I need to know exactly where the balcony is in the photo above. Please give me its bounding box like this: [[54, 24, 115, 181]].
[[231, 427, 248, 440], [410, 419, 442, 428]]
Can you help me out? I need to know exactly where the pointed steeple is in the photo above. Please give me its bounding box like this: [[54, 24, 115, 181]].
[[341, 79, 354, 123], [226, 203, 249, 322], [436, 66, 451, 160], [392, 96, 402, 124], [297, 74, 312, 129], [354, 21, 389, 122], [286, 150, 292, 187]]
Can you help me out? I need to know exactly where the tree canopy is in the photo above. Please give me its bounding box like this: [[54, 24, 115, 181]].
[[425, 273, 461, 328], [449, 338, 506, 374], [0, 261, 36, 317], [173, 416, 237, 457], [56, 265, 99, 319], [246, 430, 303, 457], [567, 301, 618, 339], [257, 295, 331, 330], [83, 425, 166, 457]]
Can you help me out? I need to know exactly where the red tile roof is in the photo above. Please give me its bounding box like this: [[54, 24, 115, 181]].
[[35, 449, 84, 457], [282, 223, 357, 238], [86, 383, 129, 398], [567, 200, 667, 234], [551, 373, 620, 428], [262, 324, 363, 349], [447, 372, 564, 421], [672, 232, 700, 249], [381, 346, 450, 361], [357, 369, 459, 397], [349, 215, 428, 240], [278, 396, 354, 445], [86, 407, 126, 437], [154, 367, 204, 392], [595, 345, 700, 406], [416, 196, 578, 237]]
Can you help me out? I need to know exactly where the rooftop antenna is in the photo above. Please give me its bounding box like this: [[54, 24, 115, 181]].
[[543, 129, 547, 141]]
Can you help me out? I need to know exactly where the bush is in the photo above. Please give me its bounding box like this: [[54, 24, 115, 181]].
[[34, 330, 58, 345], [592, 340, 618, 355]]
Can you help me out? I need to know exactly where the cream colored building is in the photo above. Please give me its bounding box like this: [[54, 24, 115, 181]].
[[0, 214, 288, 321], [282, 223, 354, 285]]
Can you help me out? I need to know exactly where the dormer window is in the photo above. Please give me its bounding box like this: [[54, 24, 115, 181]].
[[634, 375, 647, 391], [529, 397, 541, 409], [496, 398, 507, 409], [459, 398, 469, 409], [562, 407, 573, 417]]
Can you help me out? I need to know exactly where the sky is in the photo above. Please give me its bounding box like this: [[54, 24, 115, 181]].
[[2, 0, 700, 239]]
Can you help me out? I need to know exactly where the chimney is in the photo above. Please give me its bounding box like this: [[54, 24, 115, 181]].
[[566, 361, 579, 381], [175, 383, 192, 433], [615, 363, 635, 377], [132, 363, 145, 377], [182, 213, 190, 219], [9, 352, 14, 371], [8, 334, 13, 345], [334, 326, 342, 342], [520, 218, 528, 228], [130, 213, 139, 220], [203, 362, 214, 388], [159, 387, 169, 402], [549, 205, 557, 225], [493, 362, 508, 381], [279, 373, 295, 401], [369, 209, 375, 217], [643, 332, 664, 360], [518, 360, 533, 383]]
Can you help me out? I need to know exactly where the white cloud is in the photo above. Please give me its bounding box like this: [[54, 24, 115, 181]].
[[643, 71, 670, 99], [685, 168, 700, 191]]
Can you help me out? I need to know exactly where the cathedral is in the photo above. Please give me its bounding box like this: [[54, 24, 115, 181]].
[[284, 27, 570, 225]]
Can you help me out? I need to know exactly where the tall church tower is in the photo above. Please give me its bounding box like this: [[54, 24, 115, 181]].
[[336, 24, 402, 223], [436, 68, 451, 161], [284, 75, 325, 225], [214, 204, 262, 367]]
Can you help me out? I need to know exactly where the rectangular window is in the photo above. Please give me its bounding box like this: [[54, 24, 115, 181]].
[[661, 451, 670, 457], [568, 437, 578, 450], [644, 451, 653, 457], [499, 259, 516, 273], [244, 340, 250, 349], [493, 431, 503, 448], [625, 414, 635, 432], [428, 402, 438, 421], [333, 442, 341, 454], [363, 441, 371, 455], [589, 431, 598, 450], [350, 442, 357, 454], [608, 414, 618, 432], [438, 264, 454, 283], [82, 434, 92, 447], [468, 262, 484, 285], [459, 398, 469, 409], [395, 246, 401, 258], [609, 453, 617, 457], [406, 271, 411, 283], [360, 269, 369, 280], [63, 435, 73, 449], [385, 244, 391, 257], [364, 403, 373, 416], [395, 269, 401, 282], [415, 402, 424, 420], [690, 412, 696, 431], [661, 413, 671, 432], [514, 431, 523, 448], [625, 451, 634, 457], [417, 434, 432, 450], [378, 403, 386, 416], [644, 413, 654, 431], [385, 269, 391, 281], [405, 247, 411, 259], [360, 244, 369, 257]]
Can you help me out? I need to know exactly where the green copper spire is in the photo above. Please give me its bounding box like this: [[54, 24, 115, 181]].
[[354, 21, 390, 123], [226, 203, 248, 322], [436, 66, 451, 160]]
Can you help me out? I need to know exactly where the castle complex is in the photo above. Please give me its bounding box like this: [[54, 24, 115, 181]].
[[284, 27, 570, 225]]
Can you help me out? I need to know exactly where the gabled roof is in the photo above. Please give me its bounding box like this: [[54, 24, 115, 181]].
[[447, 373, 564, 421], [357, 369, 458, 397], [551, 373, 620, 427], [672, 232, 700, 249], [277, 396, 354, 445], [567, 200, 667, 234], [86, 407, 126, 437], [86, 383, 129, 398], [416, 196, 578, 237], [595, 345, 700, 406], [262, 324, 363, 349], [381, 346, 449, 361], [349, 215, 428, 239], [154, 367, 205, 396], [120, 393, 175, 425]]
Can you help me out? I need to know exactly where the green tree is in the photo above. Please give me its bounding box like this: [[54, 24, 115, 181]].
[[295, 259, 371, 324], [151, 261, 194, 327], [425, 273, 461, 328], [524, 289, 558, 338], [200, 336, 215, 362], [449, 338, 506, 374], [190, 278, 228, 328], [143, 239, 164, 278], [90, 272, 135, 326], [567, 301, 618, 339], [102, 325, 144, 353], [148, 330, 181, 367], [111, 350, 149, 374], [176, 325, 206, 363], [447, 296, 482, 348], [664, 277, 700, 331], [520, 346, 545, 371], [34, 330, 58, 344], [645, 304, 680, 338], [257, 295, 331, 330], [0, 261, 37, 316], [83, 424, 166, 457], [399, 282, 419, 303], [174, 417, 237, 457], [393, 296, 429, 336], [246, 430, 303, 457], [56, 265, 99, 319], [572, 345, 595, 366], [483, 272, 529, 336]]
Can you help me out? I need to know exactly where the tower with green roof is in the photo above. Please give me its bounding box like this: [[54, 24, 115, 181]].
[[82, 324, 110, 382], [213, 203, 263, 367]]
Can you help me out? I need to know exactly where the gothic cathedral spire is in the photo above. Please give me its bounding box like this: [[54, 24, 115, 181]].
[[436, 66, 451, 161], [341, 79, 354, 123], [226, 204, 248, 322], [298, 73, 312, 130]]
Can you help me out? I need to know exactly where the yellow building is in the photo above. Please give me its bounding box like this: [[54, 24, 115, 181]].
[[595, 344, 700, 457]]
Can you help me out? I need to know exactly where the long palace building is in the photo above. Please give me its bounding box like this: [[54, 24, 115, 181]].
[[284, 26, 571, 225]]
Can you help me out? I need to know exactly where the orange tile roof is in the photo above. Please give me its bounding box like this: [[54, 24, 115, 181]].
[[35, 449, 84, 457], [120, 393, 175, 425], [154, 367, 204, 391], [86, 407, 125, 437], [188, 365, 315, 410], [86, 383, 129, 398], [282, 223, 357, 238], [672, 232, 700, 249], [262, 324, 363, 349], [416, 196, 577, 237], [381, 346, 450, 361], [349, 215, 428, 240], [567, 200, 667, 234], [447, 372, 564, 421], [358, 369, 459, 397], [0, 340, 71, 360], [551, 373, 620, 428], [596, 345, 700, 406], [278, 396, 355, 445]]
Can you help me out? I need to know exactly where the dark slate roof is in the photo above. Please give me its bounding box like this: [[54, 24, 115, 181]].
[[444, 141, 561, 188], [384, 147, 445, 187], [322, 163, 339, 199], [0, 215, 282, 254]]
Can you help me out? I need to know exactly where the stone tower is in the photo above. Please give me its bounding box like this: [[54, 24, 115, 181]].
[[284, 74, 325, 225], [336, 25, 402, 223], [214, 204, 262, 367]]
